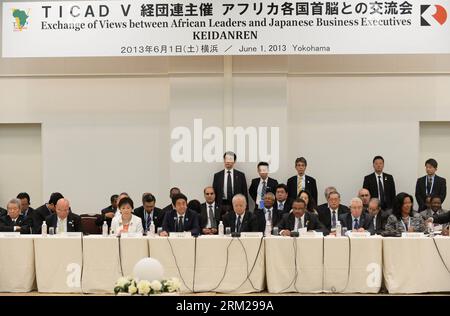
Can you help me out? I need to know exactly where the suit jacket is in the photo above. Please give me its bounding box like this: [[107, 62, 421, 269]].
[[433, 211, 450, 224], [22, 207, 35, 219], [286, 175, 318, 203], [420, 208, 448, 220], [317, 203, 350, 231], [162, 209, 200, 236], [367, 211, 389, 235], [222, 211, 258, 233], [213, 169, 248, 205], [384, 213, 425, 236], [277, 211, 329, 235], [95, 205, 118, 227], [0, 214, 32, 234], [363, 172, 396, 210], [199, 203, 225, 230], [0, 208, 6, 217], [45, 212, 82, 233], [33, 204, 53, 234], [275, 198, 293, 215], [254, 207, 281, 233], [249, 177, 279, 208], [338, 212, 371, 231], [133, 206, 165, 231], [415, 175, 447, 211]]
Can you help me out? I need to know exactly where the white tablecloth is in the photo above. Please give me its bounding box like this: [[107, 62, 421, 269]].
[[265, 236, 323, 293], [81, 235, 122, 293], [34, 235, 83, 293], [0, 236, 36, 292], [120, 236, 149, 277], [323, 236, 383, 293], [194, 236, 265, 293], [148, 237, 196, 293], [383, 236, 450, 294]]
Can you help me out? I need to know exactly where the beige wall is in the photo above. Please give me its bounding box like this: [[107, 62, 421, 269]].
[[1, 35, 450, 211]]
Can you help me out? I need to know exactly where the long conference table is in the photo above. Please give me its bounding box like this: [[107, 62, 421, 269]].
[[0, 234, 449, 294]]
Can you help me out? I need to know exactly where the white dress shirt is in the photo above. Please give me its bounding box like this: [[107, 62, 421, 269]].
[[56, 217, 67, 233]]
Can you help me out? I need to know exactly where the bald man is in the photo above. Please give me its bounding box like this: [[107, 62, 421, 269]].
[[45, 198, 82, 233]]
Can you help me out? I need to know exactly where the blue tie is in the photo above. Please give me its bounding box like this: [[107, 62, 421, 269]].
[[354, 218, 359, 229]]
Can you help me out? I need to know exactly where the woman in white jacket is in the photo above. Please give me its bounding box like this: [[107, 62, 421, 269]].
[[111, 197, 143, 235]]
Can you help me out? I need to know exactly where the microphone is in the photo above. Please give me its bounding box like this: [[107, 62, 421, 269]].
[[290, 231, 299, 237], [173, 217, 178, 231]]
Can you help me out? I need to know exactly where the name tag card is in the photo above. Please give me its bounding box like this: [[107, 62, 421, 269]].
[[121, 232, 143, 238], [240, 232, 263, 238], [58, 232, 83, 238], [169, 232, 192, 238], [299, 230, 323, 237], [347, 231, 371, 238], [401, 232, 425, 238], [0, 232, 21, 237]]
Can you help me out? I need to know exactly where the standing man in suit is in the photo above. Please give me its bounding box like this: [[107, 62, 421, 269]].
[[16, 192, 34, 220], [317, 191, 349, 233], [33, 192, 64, 234], [160, 193, 200, 236], [222, 194, 258, 233], [200, 186, 224, 235], [278, 198, 328, 236], [133, 193, 164, 233], [0, 198, 32, 234], [287, 157, 318, 204], [367, 198, 388, 235], [363, 156, 396, 211], [339, 198, 371, 233], [254, 192, 281, 233], [275, 184, 293, 214], [213, 151, 248, 212], [45, 198, 82, 233], [415, 158, 447, 211], [249, 162, 278, 210], [95, 194, 118, 229]]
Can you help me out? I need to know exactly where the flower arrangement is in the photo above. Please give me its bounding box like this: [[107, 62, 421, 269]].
[[114, 276, 181, 295]]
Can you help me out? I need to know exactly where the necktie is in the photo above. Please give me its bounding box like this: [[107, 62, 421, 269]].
[[261, 181, 267, 198], [378, 176, 385, 207], [278, 202, 283, 210], [208, 205, 216, 228], [266, 209, 272, 222], [227, 171, 233, 200], [236, 215, 242, 233], [297, 177, 303, 195], [178, 216, 184, 232], [427, 177, 432, 195], [354, 218, 359, 229], [146, 213, 152, 231], [332, 211, 337, 228], [298, 216, 303, 229]]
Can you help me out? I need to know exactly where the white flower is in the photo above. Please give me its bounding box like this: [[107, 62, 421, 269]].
[[137, 280, 151, 295], [166, 277, 181, 292], [128, 285, 137, 295], [116, 277, 129, 288], [150, 280, 162, 292]]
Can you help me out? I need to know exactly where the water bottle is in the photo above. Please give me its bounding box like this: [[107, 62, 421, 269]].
[[218, 221, 224, 236], [102, 221, 108, 237], [41, 222, 47, 237], [149, 222, 155, 237], [265, 222, 272, 237], [336, 221, 342, 237]]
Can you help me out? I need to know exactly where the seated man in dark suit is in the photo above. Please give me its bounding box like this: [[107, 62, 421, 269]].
[[249, 162, 278, 210], [45, 198, 82, 233], [0, 207, 6, 217], [17, 192, 35, 220], [415, 158, 447, 211], [95, 194, 118, 229], [254, 192, 281, 233], [318, 190, 349, 233], [33, 192, 64, 234], [222, 194, 258, 233], [160, 193, 200, 236], [287, 157, 318, 204], [212, 151, 248, 212], [358, 188, 371, 213], [427, 207, 450, 236], [161, 187, 181, 214], [274, 184, 293, 214], [367, 198, 389, 235], [0, 198, 32, 234], [278, 197, 328, 236], [133, 193, 164, 234], [339, 197, 371, 233], [200, 186, 225, 235]]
